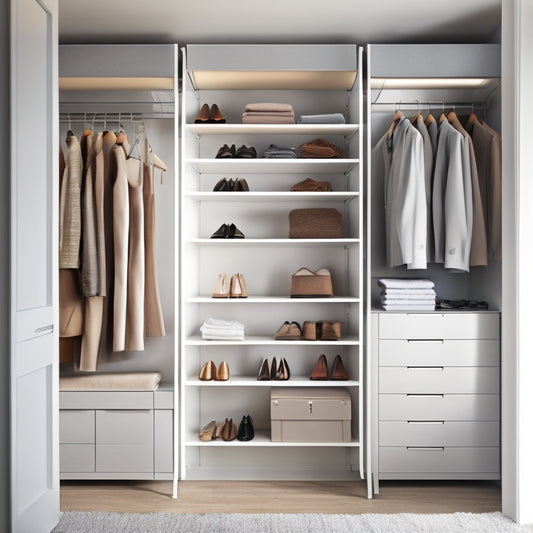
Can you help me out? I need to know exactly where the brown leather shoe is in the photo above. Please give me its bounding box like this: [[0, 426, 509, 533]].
[[275, 357, 290, 380], [221, 418, 236, 441], [199, 360, 216, 381], [257, 359, 271, 380], [310, 354, 328, 380], [215, 361, 230, 381], [330, 354, 348, 380], [195, 103, 210, 123], [209, 104, 226, 123]]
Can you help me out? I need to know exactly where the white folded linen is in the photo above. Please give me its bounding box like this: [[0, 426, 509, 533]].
[[381, 288, 436, 297], [378, 278, 435, 289], [381, 297, 435, 305], [381, 303, 436, 311], [200, 318, 245, 340]]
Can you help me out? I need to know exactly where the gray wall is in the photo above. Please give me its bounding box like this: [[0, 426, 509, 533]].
[[0, 1, 10, 528]]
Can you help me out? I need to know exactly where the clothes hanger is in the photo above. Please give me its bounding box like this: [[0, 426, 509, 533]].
[[387, 104, 403, 138], [447, 105, 458, 123], [65, 114, 75, 139], [467, 104, 479, 126]]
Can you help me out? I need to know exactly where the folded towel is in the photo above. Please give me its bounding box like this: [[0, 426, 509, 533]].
[[381, 288, 436, 297], [381, 303, 436, 311], [200, 318, 245, 340], [59, 371, 162, 391], [378, 278, 435, 289], [298, 113, 345, 124], [242, 115, 295, 124], [381, 295, 437, 302], [245, 102, 294, 113], [242, 111, 295, 118]]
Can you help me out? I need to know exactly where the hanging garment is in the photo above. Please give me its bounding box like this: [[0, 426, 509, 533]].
[[448, 112, 487, 267], [378, 114, 427, 269], [432, 117, 473, 272], [142, 138, 166, 338], [412, 114, 434, 264], [59, 133, 82, 268], [467, 118, 502, 261], [425, 115, 438, 157]]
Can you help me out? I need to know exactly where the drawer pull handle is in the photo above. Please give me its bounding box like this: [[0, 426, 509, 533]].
[[308, 401, 313, 414], [100, 410, 151, 413], [407, 339, 444, 344], [406, 314, 445, 318], [406, 394, 445, 398], [407, 421, 445, 425], [34, 324, 53, 334], [407, 366, 444, 370], [406, 447, 445, 451]]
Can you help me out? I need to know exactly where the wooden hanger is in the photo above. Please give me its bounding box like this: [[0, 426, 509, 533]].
[[153, 153, 167, 173], [447, 110, 458, 122], [425, 114, 436, 125], [387, 110, 403, 138], [467, 112, 479, 126], [438, 112, 447, 123]]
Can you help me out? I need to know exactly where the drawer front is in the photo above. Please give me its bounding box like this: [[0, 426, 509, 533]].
[[379, 367, 500, 394], [379, 446, 500, 474], [59, 410, 95, 443], [96, 443, 153, 473], [96, 410, 153, 444], [379, 394, 500, 421], [154, 410, 173, 473], [60, 391, 153, 410], [60, 444, 95, 473], [379, 339, 499, 367], [379, 313, 499, 340], [271, 398, 351, 421], [379, 421, 500, 446], [271, 420, 351, 442]]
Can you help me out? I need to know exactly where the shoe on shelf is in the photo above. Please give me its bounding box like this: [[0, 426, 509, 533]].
[[221, 418, 237, 441], [330, 354, 348, 380], [319, 320, 342, 340], [234, 177, 250, 191], [275, 357, 290, 380], [210, 223, 229, 238], [194, 103, 210, 123], [212, 273, 230, 298], [216, 144, 236, 158], [235, 145, 257, 158], [238, 273, 248, 297], [275, 321, 302, 340], [230, 273, 248, 298], [290, 177, 333, 192], [199, 420, 217, 441], [227, 223, 245, 238], [302, 321, 317, 340], [237, 415, 255, 441], [199, 360, 217, 381], [213, 177, 235, 191], [209, 104, 226, 123], [290, 267, 333, 298], [257, 359, 272, 381], [310, 354, 328, 380], [215, 361, 230, 381]]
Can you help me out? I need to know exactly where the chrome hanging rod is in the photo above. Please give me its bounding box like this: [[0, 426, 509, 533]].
[[372, 100, 486, 110], [59, 112, 145, 124]]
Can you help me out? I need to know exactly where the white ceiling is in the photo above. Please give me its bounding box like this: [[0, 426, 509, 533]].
[[58, 0, 501, 46]]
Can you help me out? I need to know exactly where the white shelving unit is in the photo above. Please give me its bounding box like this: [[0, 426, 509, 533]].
[[179, 44, 367, 493]]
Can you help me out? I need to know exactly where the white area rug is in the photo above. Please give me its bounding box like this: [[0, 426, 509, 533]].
[[52, 511, 533, 532]]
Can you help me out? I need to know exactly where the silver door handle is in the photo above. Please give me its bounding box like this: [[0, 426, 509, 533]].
[[407, 339, 444, 344], [406, 447, 445, 451], [407, 366, 444, 370]]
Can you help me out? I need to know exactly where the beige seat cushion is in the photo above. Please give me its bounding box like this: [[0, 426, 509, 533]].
[[59, 371, 162, 391]]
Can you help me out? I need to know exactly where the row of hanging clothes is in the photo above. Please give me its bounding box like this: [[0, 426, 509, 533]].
[[374, 105, 501, 273], [59, 115, 168, 371]]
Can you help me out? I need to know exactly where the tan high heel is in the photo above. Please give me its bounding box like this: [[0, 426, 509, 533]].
[[199, 360, 216, 381], [230, 273, 248, 298], [237, 273, 248, 298], [199, 420, 217, 441], [212, 273, 229, 298], [215, 361, 230, 381]]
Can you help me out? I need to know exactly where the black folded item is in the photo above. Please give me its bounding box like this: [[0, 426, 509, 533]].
[[435, 298, 489, 310]]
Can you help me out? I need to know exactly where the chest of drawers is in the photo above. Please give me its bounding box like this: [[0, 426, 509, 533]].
[[372, 311, 500, 490]]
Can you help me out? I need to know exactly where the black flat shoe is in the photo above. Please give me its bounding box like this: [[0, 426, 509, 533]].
[[213, 177, 228, 191], [235, 145, 257, 158], [227, 223, 245, 238], [234, 178, 249, 191], [216, 144, 236, 158], [210, 223, 229, 238]]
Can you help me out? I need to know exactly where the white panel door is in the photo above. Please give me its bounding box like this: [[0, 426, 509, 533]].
[[10, 0, 59, 531]]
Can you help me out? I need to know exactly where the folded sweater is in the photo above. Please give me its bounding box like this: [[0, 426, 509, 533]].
[[244, 102, 294, 113]]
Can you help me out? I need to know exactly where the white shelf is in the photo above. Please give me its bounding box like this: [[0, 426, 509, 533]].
[[186, 158, 359, 174], [188, 238, 360, 247], [185, 191, 359, 203], [186, 376, 360, 387], [185, 335, 360, 346], [185, 429, 360, 448], [187, 296, 360, 304], [186, 123, 359, 136]]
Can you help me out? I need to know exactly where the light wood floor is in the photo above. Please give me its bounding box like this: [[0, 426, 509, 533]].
[[60, 480, 501, 514]]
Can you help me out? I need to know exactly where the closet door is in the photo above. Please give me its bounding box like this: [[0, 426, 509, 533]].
[[10, 0, 59, 531]]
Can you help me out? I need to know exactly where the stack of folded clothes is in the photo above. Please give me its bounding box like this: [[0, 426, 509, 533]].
[[378, 278, 436, 311], [200, 318, 245, 340], [299, 138, 344, 158], [262, 144, 298, 158], [297, 113, 346, 124], [242, 103, 295, 124]]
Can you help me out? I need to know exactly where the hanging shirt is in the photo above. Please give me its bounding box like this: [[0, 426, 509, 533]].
[[433, 117, 473, 272]]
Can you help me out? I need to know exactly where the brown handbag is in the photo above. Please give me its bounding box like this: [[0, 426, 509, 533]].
[[289, 208, 343, 239]]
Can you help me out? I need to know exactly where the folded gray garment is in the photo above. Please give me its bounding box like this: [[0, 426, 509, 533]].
[[298, 113, 346, 124], [59, 371, 162, 390], [242, 111, 295, 117], [263, 145, 298, 158], [242, 115, 295, 124], [244, 102, 294, 113]]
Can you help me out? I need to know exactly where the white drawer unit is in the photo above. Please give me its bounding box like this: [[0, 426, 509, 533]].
[[372, 311, 500, 489], [59, 386, 174, 480]]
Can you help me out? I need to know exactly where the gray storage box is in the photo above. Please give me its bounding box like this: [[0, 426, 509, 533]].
[[270, 388, 352, 442]]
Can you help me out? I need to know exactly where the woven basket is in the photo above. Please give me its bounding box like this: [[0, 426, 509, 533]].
[[289, 208, 343, 239]]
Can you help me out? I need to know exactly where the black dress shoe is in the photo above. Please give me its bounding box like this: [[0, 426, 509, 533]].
[[216, 144, 236, 158], [237, 415, 254, 441], [210, 223, 229, 238], [213, 177, 228, 191], [235, 145, 257, 158], [227, 223, 245, 238]]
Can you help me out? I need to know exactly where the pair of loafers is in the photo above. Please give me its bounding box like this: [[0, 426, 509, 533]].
[[213, 177, 249, 191], [210, 223, 245, 239], [195, 103, 226, 123], [216, 144, 257, 158], [310, 354, 348, 380], [199, 360, 229, 381], [257, 357, 290, 381]]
